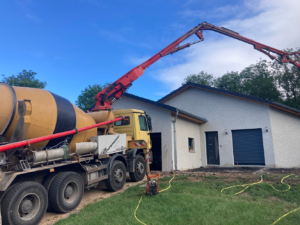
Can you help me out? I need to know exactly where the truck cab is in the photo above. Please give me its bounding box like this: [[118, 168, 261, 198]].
[[112, 109, 152, 149]]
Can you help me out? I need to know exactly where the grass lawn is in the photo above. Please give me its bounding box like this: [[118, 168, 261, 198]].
[[55, 173, 300, 225]]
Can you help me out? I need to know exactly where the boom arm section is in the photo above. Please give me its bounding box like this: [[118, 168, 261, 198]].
[[92, 24, 207, 111], [198, 22, 300, 68], [92, 22, 300, 111]]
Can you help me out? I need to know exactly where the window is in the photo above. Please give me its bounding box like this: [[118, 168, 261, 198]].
[[139, 115, 148, 131], [188, 138, 195, 153], [114, 116, 130, 126]]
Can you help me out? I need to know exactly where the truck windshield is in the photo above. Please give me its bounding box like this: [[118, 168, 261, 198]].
[[138, 115, 148, 131]]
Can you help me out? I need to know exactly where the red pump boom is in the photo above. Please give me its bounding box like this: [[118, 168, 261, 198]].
[[92, 22, 300, 111]]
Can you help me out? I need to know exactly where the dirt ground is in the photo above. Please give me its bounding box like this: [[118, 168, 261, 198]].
[[40, 175, 146, 225], [178, 167, 300, 184], [37, 167, 300, 225], [187, 167, 300, 175]]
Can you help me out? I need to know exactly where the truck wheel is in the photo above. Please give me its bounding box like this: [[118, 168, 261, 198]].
[[42, 172, 60, 211], [105, 160, 126, 192], [130, 155, 146, 182], [1, 182, 47, 225], [48, 172, 84, 213]]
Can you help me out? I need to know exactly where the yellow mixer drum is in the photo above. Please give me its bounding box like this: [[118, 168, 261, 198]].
[[0, 83, 97, 152]]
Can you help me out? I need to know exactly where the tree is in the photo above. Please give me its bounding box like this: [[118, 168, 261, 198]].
[[271, 48, 300, 108], [182, 60, 282, 102], [1, 70, 46, 88], [214, 71, 243, 93], [182, 71, 214, 86], [239, 60, 281, 101], [76, 83, 111, 112]]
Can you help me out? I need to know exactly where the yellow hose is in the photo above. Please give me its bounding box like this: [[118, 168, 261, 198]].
[[221, 174, 294, 195], [272, 207, 300, 225], [134, 171, 176, 225], [268, 174, 293, 192], [134, 195, 146, 225], [221, 176, 263, 195], [160, 171, 175, 193], [134, 172, 297, 225], [221, 174, 299, 224]]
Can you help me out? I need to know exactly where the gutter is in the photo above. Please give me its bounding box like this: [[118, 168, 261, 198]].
[[173, 110, 179, 171]]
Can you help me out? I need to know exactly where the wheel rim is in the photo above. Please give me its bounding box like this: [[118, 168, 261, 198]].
[[63, 181, 79, 204], [18, 193, 40, 221], [114, 168, 124, 183], [136, 161, 144, 175]]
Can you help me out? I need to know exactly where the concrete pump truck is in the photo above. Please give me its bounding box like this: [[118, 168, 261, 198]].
[[0, 22, 299, 225]]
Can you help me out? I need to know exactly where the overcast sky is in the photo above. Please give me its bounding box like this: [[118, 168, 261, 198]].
[[1, 0, 299, 103]]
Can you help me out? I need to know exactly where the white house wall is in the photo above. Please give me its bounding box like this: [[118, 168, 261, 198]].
[[172, 116, 202, 170], [164, 88, 275, 167], [269, 107, 300, 168], [112, 97, 173, 171]]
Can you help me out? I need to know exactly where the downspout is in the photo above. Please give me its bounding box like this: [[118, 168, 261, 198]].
[[173, 110, 179, 171]]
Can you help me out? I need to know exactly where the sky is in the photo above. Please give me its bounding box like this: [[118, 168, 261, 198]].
[[1, 0, 299, 104]]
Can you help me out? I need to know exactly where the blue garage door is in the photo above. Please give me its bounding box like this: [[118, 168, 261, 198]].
[[232, 129, 265, 166]]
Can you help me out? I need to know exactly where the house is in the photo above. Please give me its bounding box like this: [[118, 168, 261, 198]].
[[112, 82, 300, 171], [112, 93, 206, 171]]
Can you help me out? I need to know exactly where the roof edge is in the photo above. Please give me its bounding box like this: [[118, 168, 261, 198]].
[[120, 93, 207, 123], [158, 82, 300, 117]]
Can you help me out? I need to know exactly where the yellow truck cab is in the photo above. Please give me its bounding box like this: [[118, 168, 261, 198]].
[[112, 109, 153, 182], [113, 109, 152, 149]]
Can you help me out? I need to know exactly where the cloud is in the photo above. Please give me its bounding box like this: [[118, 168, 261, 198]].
[[26, 13, 41, 23], [154, 0, 300, 90], [14, 0, 41, 23], [179, 5, 245, 20]]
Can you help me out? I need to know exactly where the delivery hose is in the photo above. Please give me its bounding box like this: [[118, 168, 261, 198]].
[[221, 174, 294, 195]]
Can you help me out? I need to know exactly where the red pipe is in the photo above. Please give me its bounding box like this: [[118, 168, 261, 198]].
[[0, 116, 124, 152]]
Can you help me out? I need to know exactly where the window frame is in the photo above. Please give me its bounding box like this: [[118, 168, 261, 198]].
[[188, 137, 195, 153]]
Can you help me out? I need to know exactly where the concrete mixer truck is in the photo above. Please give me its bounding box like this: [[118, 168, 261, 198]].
[[0, 21, 299, 225], [0, 83, 153, 225]]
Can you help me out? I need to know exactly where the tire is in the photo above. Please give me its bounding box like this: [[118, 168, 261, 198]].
[[48, 172, 84, 213], [1, 182, 48, 225], [42, 172, 60, 211], [105, 160, 126, 192], [130, 155, 146, 182]]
